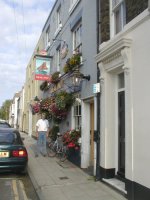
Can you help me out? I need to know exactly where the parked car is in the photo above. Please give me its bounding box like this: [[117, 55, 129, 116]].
[[0, 128, 28, 173], [0, 121, 11, 128]]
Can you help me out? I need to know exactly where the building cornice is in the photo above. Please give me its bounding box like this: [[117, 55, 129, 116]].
[[96, 38, 132, 64]]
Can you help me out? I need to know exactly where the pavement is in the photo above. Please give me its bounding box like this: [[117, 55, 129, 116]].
[[22, 132, 127, 200]]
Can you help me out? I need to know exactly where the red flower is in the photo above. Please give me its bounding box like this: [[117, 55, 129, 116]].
[[62, 129, 81, 149]]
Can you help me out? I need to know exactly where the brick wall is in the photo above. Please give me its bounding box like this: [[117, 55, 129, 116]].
[[100, 0, 110, 43], [126, 0, 148, 23]]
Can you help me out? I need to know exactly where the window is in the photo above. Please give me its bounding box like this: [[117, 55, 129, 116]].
[[73, 97, 81, 131], [46, 26, 50, 48], [56, 48, 61, 72], [45, 26, 50, 50], [0, 122, 11, 128], [50, 55, 55, 74], [73, 22, 82, 53], [69, 0, 81, 14], [56, 6, 61, 29], [0, 132, 17, 144], [118, 72, 124, 89], [54, 5, 62, 37], [111, 0, 126, 35]]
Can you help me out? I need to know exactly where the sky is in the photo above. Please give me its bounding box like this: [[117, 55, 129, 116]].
[[0, 0, 55, 107]]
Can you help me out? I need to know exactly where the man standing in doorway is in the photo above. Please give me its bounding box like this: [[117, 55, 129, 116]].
[[35, 113, 49, 157]]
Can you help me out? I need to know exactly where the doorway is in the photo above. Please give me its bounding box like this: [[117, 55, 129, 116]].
[[117, 73, 125, 178]]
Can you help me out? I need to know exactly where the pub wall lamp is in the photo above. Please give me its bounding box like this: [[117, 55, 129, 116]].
[[72, 69, 90, 86], [80, 74, 90, 81]]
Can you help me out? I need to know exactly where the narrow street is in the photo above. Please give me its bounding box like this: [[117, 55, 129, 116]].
[[0, 172, 39, 200]]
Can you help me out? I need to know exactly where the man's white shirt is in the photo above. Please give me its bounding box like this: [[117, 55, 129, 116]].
[[36, 119, 49, 132]]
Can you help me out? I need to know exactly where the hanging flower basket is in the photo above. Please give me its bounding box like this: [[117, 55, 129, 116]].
[[40, 97, 55, 111], [49, 103, 68, 123], [55, 91, 75, 110], [31, 103, 41, 114], [50, 71, 60, 84], [40, 81, 50, 91], [63, 53, 81, 74]]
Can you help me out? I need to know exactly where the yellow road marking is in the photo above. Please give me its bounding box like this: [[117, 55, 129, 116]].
[[12, 180, 19, 200], [19, 180, 28, 200]]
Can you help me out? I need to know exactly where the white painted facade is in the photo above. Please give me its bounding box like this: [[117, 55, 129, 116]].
[[96, 8, 150, 189], [18, 87, 25, 131], [9, 92, 20, 128]]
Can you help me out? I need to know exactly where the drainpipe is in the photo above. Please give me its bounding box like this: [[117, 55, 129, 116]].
[[95, 0, 101, 181]]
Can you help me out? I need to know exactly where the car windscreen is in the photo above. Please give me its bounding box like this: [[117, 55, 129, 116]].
[[0, 123, 11, 128], [0, 132, 17, 144]]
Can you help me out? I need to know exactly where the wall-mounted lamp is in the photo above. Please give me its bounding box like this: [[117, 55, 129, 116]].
[[81, 74, 90, 81], [72, 69, 90, 86], [34, 96, 40, 102]]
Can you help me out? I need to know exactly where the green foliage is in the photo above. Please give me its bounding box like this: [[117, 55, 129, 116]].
[[40, 81, 49, 91], [55, 91, 75, 110], [63, 62, 70, 74], [63, 53, 81, 74], [0, 99, 12, 120], [51, 72, 60, 84]]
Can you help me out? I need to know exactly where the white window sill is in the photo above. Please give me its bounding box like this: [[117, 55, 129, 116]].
[[45, 42, 51, 51], [54, 26, 61, 37], [69, 0, 81, 15]]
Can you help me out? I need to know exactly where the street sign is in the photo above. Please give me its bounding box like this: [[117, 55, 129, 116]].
[[93, 83, 100, 93]]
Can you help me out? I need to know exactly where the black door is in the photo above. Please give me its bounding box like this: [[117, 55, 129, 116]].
[[118, 91, 125, 178]]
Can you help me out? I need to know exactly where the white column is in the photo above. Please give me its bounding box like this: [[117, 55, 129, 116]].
[[93, 96, 97, 175], [121, 47, 134, 181]]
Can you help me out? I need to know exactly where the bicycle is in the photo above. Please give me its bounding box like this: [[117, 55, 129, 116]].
[[48, 133, 69, 162]]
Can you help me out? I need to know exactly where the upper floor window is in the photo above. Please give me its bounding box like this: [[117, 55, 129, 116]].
[[56, 5, 61, 29], [111, 0, 126, 36], [45, 26, 50, 49], [69, 0, 81, 15], [54, 5, 62, 37], [56, 48, 61, 72], [72, 22, 82, 53]]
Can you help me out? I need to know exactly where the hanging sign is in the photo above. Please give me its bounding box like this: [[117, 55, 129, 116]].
[[39, 49, 47, 56], [35, 56, 50, 81], [93, 83, 100, 93]]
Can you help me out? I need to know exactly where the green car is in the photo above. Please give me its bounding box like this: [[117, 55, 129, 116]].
[[0, 128, 28, 174]]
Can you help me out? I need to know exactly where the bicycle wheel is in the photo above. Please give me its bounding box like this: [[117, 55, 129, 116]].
[[60, 147, 69, 162], [48, 142, 57, 157]]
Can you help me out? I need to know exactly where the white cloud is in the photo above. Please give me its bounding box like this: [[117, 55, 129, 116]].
[[0, 0, 55, 106]]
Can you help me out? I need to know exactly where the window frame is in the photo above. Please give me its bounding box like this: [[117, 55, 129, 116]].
[[69, 0, 81, 15], [73, 97, 81, 131], [110, 0, 126, 37], [45, 26, 50, 49], [56, 5, 61, 29], [72, 21, 82, 53], [56, 48, 61, 72]]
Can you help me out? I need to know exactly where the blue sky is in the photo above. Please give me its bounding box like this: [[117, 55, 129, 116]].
[[0, 0, 55, 107]]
